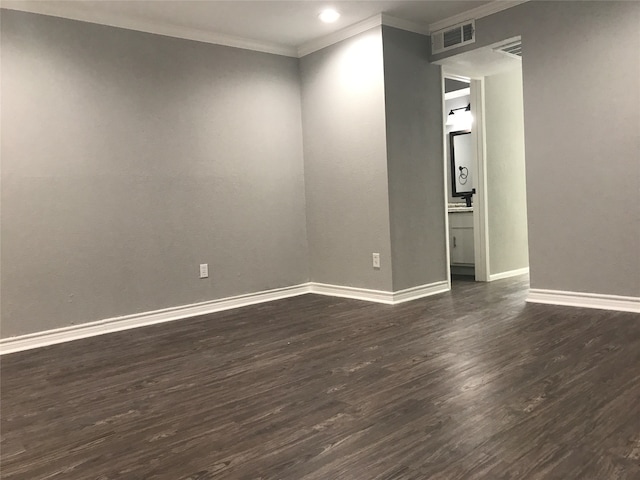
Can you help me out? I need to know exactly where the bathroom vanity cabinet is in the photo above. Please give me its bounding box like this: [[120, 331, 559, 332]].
[[448, 209, 474, 273]]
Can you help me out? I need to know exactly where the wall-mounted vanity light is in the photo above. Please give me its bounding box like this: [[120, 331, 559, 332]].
[[446, 103, 472, 127]]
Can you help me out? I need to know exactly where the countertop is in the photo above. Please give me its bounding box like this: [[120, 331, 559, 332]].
[[448, 203, 473, 213]]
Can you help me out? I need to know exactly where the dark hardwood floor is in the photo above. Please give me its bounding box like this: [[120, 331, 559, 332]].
[[2, 275, 640, 479]]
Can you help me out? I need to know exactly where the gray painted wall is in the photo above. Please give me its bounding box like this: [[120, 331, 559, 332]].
[[300, 27, 393, 291], [1, 10, 309, 337], [444, 78, 469, 94], [485, 67, 529, 275], [4, 2, 638, 340], [434, 1, 640, 297], [382, 27, 447, 291]]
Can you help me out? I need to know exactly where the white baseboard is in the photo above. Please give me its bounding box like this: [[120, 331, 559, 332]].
[[527, 289, 640, 313], [0, 280, 451, 355], [488, 267, 529, 282], [309, 280, 449, 305], [308, 282, 394, 304], [391, 281, 450, 304], [0, 284, 310, 355]]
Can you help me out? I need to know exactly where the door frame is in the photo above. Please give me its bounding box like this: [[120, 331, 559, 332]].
[[442, 72, 490, 282]]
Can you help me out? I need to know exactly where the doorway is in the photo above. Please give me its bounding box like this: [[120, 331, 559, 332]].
[[438, 38, 530, 287]]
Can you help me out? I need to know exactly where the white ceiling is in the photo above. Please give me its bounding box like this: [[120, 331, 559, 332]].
[[2, 0, 498, 56]]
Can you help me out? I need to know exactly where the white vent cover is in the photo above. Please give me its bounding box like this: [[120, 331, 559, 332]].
[[431, 20, 475, 55], [494, 40, 522, 59]]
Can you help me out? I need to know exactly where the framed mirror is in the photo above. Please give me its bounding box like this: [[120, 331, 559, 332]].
[[449, 130, 474, 198]]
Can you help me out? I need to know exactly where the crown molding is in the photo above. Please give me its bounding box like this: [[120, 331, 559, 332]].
[[297, 14, 383, 58], [297, 13, 430, 58], [0, 2, 298, 57], [429, 0, 529, 34], [2, 1, 526, 59], [380, 14, 430, 36]]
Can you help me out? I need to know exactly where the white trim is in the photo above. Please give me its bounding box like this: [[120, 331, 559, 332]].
[[380, 14, 430, 36], [444, 88, 471, 101], [442, 72, 452, 290], [297, 13, 430, 58], [309, 282, 394, 304], [489, 267, 529, 281], [297, 14, 383, 57], [392, 281, 450, 304], [0, 280, 451, 355], [428, 1, 529, 34], [445, 74, 472, 84], [0, 284, 310, 355], [527, 289, 640, 313], [309, 281, 449, 304], [1, 2, 298, 57], [2, 1, 525, 58], [470, 78, 490, 282]]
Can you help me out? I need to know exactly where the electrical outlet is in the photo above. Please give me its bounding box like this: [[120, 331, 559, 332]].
[[372, 253, 380, 269], [199, 263, 209, 279]]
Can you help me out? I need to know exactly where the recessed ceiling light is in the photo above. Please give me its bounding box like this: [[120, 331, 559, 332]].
[[319, 9, 340, 23]]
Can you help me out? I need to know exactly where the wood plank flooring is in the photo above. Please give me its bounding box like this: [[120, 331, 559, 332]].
[[2, 275, 640, 479]]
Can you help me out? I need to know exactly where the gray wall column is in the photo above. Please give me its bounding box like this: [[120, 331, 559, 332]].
[[300, 27, 393, 291], [382, 26, 447, 291]]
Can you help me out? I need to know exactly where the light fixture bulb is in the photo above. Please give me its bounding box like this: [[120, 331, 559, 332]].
[[446, 112, 456, 126], [319, 9, 340, 23]]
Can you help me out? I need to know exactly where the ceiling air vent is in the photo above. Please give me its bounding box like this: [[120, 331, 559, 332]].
[[494, 40, 522, 59], [431, 20, 475, 55]]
